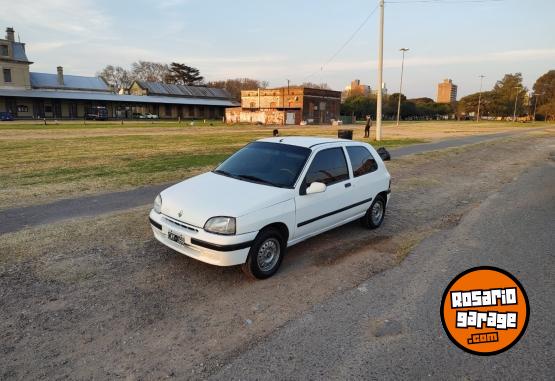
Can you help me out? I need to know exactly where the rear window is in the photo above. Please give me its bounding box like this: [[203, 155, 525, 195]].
[[346, 146, 378, 177], [305, 147, 349, 186]]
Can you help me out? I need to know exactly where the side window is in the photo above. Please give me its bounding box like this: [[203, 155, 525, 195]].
[[305, 147, 349, 186], [347, 146, 378, 177]]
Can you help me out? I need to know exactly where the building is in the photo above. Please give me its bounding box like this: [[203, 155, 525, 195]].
[[0, 27, 238, 119], [342, 79, 371, 100], [437, 79, 457, 104], [225, 86, 341, 125]]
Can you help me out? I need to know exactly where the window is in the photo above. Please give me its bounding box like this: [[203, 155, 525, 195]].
[[17, 105, 28, 113], [3, 68, 11, 83], [305, 147, 349, 186], [0, 45, 8, 56], [215, 142, 311, 188], [164, 104, 172, 116], [44, 105, 53, 113], [347, 146, 378, 177]]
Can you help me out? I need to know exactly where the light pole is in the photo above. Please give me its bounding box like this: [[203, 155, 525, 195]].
[[396, 48, 409, 127], [513, 86, 521, 122], [532, 92, 544, 121], [476, 75, 485, 122], [376, 0, 385, 141]]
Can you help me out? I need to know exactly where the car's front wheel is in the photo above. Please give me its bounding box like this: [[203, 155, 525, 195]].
[[361, 195, 386, 229], [241, 228, 285, 279]]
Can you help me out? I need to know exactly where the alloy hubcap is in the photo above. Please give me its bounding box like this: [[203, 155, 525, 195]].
[[371, 201, 384, 225], [256, 238, 280, 272]]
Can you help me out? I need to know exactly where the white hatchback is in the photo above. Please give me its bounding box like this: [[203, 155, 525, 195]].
[[149, 137, 391, 279]]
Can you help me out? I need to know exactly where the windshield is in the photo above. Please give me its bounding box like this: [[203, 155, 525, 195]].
[[214, 141, 311, 188]]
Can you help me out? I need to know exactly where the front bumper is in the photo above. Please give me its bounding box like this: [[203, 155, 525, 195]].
[[149, 210, 256, 266]]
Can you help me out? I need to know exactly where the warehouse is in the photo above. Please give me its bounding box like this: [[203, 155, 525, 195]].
[[0, 27, 238, 120], [225, 86, 342, 125]]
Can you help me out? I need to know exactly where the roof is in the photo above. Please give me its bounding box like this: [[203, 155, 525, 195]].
[[11, 42, 30, 62], [135, 80, 232, 99], [0, 88, 240, 107], [30, 72, 110, 92], [258, 136, 350, 148]]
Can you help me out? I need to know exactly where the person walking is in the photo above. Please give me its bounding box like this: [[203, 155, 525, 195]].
[[364, 115, 372, 138]]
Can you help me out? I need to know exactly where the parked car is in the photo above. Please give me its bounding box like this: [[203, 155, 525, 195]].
[[149, 137, 391, 279], [85, 106, 108, 120], [0, 112, 14, 121], [145, 113, 159, 119], [132, 112, 145, 119]]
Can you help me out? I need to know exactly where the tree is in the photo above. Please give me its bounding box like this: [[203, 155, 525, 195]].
[[491, 73, 527, 117], [298, 82, 331, 90], [97, 65, 132, 91], [130, 61, 170, 82], [537, 100, 555, 121], [341, 95, 376, 118], [165, 62, 204, 86], [207, 78, 269, 101], [532, 70, 555, 119]]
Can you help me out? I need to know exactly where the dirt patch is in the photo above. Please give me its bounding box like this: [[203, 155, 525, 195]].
[[0, 132, 553, 379]]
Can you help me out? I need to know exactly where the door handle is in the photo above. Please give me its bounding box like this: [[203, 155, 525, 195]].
[[345, 183, 351, 188]]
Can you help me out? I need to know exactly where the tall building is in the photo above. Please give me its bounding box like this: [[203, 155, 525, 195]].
[[436, 79, 457, 103]]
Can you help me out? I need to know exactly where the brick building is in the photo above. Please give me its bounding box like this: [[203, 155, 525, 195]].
[[226, 86, 341, 125]]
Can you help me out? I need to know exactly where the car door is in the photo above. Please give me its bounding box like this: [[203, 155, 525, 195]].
[[293, 146, 354, 240], [345, 145, 382, 215]]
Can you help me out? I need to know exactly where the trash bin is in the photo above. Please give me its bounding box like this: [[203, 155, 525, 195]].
[[338, 129, 353, 140]]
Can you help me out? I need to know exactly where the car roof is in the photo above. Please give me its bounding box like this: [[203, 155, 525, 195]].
[[257, 136, 355, 148]]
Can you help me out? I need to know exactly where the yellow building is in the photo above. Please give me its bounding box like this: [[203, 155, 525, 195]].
[[436, 79, 458, 104]]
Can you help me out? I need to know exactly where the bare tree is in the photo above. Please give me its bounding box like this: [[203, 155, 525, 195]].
[[207, 78, 269, 101], [299, 82, 331, 90], [130, 61, 170, 82], [97, 65, 132, 91]]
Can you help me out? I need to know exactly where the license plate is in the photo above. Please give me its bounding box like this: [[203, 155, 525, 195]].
[[168, 230, 187, 246]]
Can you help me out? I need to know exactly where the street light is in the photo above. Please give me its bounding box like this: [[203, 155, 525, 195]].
[[532, 92, 544, 121], [476, 75, 485, 122], [396, 48, 409, 127], [513, 86, 521, 122]]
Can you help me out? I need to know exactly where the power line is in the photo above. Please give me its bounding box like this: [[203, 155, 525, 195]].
[[302, 4, 379, 81]]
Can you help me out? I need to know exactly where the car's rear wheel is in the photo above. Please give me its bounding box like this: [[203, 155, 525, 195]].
[[361, 195, 386, 229], [241, 228, 285, 279]]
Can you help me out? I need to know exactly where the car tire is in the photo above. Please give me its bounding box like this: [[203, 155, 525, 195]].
[[241, 228, 285, 280], [361, 195, 386, 229]]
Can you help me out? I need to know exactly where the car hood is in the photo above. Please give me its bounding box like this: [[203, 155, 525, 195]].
[[160, 172, 293, 228]]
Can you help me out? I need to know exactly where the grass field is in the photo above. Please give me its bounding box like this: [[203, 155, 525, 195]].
[[0, 120, 547, 210]]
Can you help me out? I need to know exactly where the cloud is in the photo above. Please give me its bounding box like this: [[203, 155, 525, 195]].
[[0, 0, 111, 36]]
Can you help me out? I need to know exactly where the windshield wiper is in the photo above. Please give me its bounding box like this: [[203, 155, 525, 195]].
[[213, 169, 235, 178], [236, 174, 279, 187]]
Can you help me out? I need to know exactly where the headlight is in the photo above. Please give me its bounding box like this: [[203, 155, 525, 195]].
[[153, 194, 162, 214], [204, 216, 236, 235]]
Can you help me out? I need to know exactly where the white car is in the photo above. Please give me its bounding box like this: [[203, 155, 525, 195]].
[[145, 113, 159, 119], [149, 137, 391, 279]]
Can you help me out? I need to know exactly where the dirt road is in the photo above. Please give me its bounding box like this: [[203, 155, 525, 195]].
[[0, 130, 553, 379]]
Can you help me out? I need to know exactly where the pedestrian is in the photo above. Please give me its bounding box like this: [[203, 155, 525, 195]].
[[364, 116, 372, 138], [273, 129, 279, 137]]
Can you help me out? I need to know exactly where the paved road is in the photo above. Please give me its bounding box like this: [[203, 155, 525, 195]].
[[213, 161, 555, 379], [0, 128, 543, 234]]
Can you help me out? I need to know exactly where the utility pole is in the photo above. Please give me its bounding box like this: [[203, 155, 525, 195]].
[[396, 48, 409, 127], [376, 0, 385, 141], [513, 86, 521, 122], [476, 75, 485, 122]]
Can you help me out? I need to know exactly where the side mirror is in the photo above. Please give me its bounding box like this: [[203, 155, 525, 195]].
[[306, 181, 327, 195]]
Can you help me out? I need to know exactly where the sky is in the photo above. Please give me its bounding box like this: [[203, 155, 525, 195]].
[[1, 0, 554, 99]]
